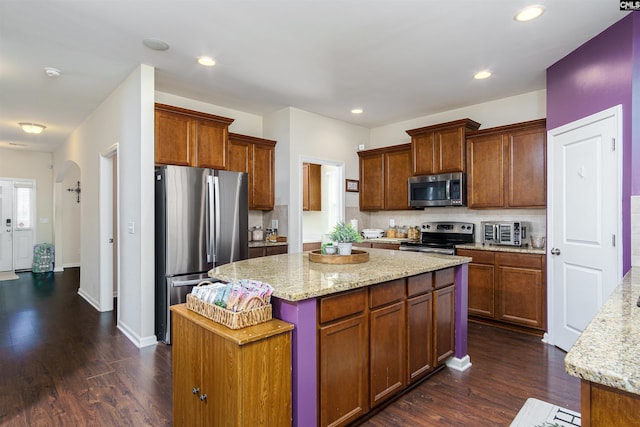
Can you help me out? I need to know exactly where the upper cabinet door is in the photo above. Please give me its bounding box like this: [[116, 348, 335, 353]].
[[507, 125, 546, 208], [155, 110, 192, 166], [251, 142, 275, 210], [411, 133, 435, 176], [407, 118, 481, 176], [466, 133, 506, 208], [384, 147, 412, 210], [154, 103, 234, 168], [359, 152, 386, 211], [195, 120, 228, 169]]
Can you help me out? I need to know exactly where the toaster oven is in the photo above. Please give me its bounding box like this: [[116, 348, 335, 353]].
[[481, 221, 528, 246]]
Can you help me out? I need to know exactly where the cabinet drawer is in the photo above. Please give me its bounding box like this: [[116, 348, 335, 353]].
[[319, 288, 368, 324], [434, 268, 455, 289], [496, 252, 542, 269], [407, 272, 433, 297], [369, 279, 406, 308], [457, 249, 494, 264]]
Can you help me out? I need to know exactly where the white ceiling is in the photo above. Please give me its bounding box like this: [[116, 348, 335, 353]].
[[0, 1, 629, 152]]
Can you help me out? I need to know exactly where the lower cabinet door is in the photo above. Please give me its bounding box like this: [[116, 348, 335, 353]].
[[434, 285, 455, 365], [369, 301, 406, 406], [172, 314, 204, 426], [467, 262, 495, 318], [496, 264, 544, 329], [319, 314, 369, 427], [407, 292, 434, 382]]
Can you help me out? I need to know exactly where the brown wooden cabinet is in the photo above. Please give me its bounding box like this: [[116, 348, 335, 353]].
[[466, 119, 546, 209], [228, 133, 277, 210], [369, 279, 406, 407], [319, 289, 369, 427], [248, 244, 288, 259], [580, 380, 640, 427], [303, 163, 322, 211], [358, 144, 411, 211], [171, 305, 293, 427], [406, 272, 434, 383], [457, 249, 546, 332], [154, 103, 234, 168], [318, 269, 456, 426], [406, 118, 481, 175]]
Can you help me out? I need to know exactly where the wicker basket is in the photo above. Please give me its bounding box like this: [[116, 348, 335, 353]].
[[186, 293, 272, 329]]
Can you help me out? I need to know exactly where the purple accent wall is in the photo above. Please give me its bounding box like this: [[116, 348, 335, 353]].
[[547, 13, 640, 273]]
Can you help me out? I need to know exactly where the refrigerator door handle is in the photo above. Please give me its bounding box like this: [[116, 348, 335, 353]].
[[213, 175, 221, 265], [206, 175, 215, 263]]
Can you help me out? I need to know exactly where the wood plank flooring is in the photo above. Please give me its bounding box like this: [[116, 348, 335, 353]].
[[0, 268, 579, 426]]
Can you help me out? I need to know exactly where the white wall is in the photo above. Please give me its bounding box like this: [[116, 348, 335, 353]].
[[61, 163, 80, 266], [370, 90, 547, 148], [54, 64, 156, 347], [0, 148, 53, 245], [267, 107, 369, 253], [155, 92, 263, 136]]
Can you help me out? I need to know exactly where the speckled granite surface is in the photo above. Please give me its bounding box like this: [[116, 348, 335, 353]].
[[565, 268, 640, 395], [456, 242, 545, 255], [209, 248, 471, 301]]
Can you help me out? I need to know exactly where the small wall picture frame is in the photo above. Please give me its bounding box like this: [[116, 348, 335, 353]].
[[345, 179, 359, 193]]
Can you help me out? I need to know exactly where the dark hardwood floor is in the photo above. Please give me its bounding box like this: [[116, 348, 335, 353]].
[[0, 268, 580, 426]]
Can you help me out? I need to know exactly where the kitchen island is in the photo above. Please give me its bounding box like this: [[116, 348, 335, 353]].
[[564, 267, 640, 426], [209, 248, 470, 427]]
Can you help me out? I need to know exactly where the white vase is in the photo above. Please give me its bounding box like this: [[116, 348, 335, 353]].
[[337, 242, 353, 255]]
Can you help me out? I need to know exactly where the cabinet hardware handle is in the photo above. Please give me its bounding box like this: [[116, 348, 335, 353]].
[[192, 387, 200, 395], [199, 394, 207, 401]]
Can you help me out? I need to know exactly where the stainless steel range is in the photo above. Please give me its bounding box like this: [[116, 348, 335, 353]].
[[399, 221, 474, 255]]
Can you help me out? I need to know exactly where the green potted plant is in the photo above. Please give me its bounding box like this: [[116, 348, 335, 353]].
[[329, 221, 363, 255]]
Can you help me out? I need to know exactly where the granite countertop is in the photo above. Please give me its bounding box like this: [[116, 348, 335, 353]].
[[209, 248, 471, 302], [249, 240, 288, 248], [564, 267, 640, 395], [455, 242, 546, 255]]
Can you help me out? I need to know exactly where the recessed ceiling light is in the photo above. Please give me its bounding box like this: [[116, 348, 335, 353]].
[[18, 122, 46, 134], [44, 67, 61, 77], [197, 56, 216, 67], [515, 5, 545, 22], [142, 38, 170, 51], [351, 108, 363, 114], [474, 70, 492, 80]]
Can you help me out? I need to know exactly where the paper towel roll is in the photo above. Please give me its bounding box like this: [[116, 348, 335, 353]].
[[350, 219, 358, 232]]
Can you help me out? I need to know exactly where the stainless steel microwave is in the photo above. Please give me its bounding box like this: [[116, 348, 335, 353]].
[[408, 172, 465, 208], [481, 221, 528, 246]]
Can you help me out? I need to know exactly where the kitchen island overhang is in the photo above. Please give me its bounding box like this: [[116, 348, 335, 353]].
[[209, 248, 471, 427]]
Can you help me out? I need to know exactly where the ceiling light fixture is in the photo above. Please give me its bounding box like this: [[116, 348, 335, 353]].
[[197, 56, 216, 66], [515, 5, 545, 22], [474, 70, 492, 80], [19, 122, 46, 134], [44, 67, 61, 77], [351, 108, 363, 114], [142, 38, 170, 51]]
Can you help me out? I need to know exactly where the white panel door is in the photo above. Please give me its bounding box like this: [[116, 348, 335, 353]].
[[0, 180, 13, 271], [547, 106, 621, 352]]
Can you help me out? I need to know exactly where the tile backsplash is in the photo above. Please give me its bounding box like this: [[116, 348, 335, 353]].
[[633, 196, 640, 266], [347, 207, 546, 243]]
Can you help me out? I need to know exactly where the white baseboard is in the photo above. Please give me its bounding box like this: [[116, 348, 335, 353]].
[[77, 288, 101, 311], [117, 321, 158, 348], [445, 355, 472, 372], [62, 262, 81, 268]]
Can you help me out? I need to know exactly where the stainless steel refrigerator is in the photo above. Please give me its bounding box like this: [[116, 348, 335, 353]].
[[154, 165, 248, 343]]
